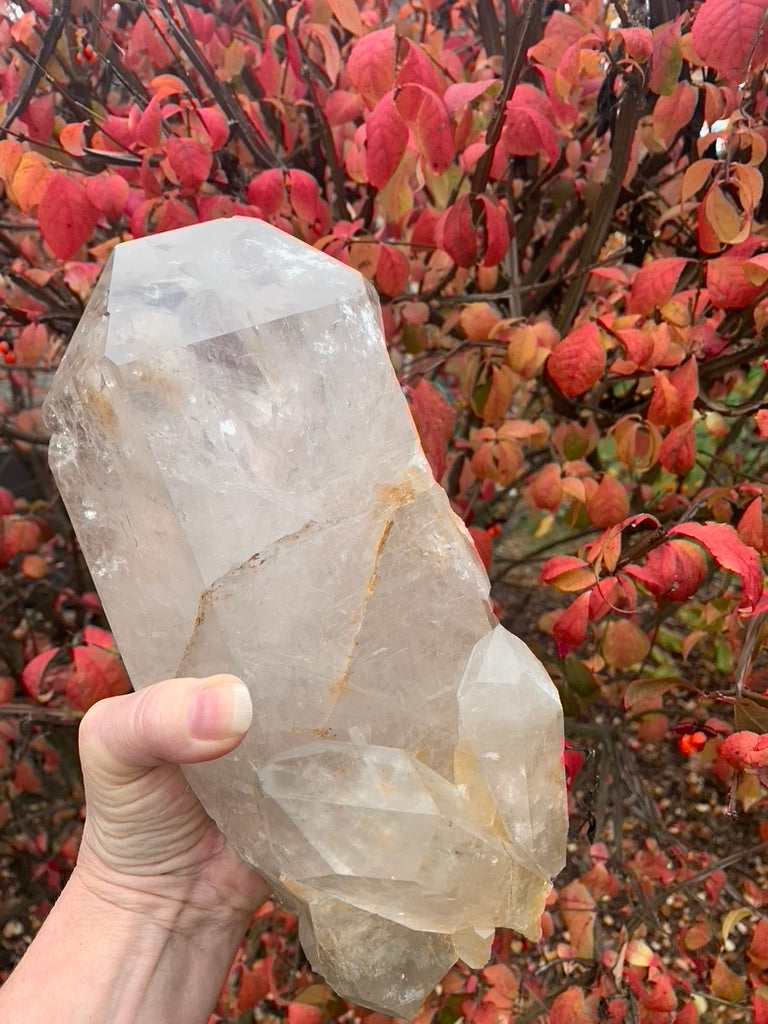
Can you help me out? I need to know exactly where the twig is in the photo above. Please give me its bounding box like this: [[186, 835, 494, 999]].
[[1, 0, 71, 134], [470, 0, 546, 195]]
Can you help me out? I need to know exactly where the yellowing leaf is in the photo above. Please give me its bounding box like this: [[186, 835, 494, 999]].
[[704, 184, 749, 245], [721, 908, 752, 945]]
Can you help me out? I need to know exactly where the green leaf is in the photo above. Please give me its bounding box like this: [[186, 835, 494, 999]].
[[623, 676, 692, 709], [734, 698, 768, 734]]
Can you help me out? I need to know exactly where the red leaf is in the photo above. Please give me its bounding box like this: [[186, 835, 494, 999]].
[[0, 516, 40, 566], [659, 419, 696, 476], [21, 648, 64, 703], [85, 174, 130, 222], [748, 919, 768, 969], [82, 625, 117, 650], [439, 196, 477, 268], [547, 323, 605, 398], [408, 379, 455, 481], [691, 0, 768, 78], [738, 495, 765, 550], [649, 18, 683, 94], [365, 91, 408, 188], [38, 173, 99, 260], [552, 591, 591, 656], [475, 196, 510, 267], [503, 86, 559, 165], [669, 521, 762, 608], [641, 976, 677, 1012], [706, 252, 764, 309], [627, 257, 689, 315], [395, 84, 455, 175], [164, 136, 212, 192], [246, 169, 285, 216], [195, 106, 229, 151], [625, 539, 707, 602], [375, 244, 409, 297], [652, 82, 698, 148], [286, 170, 322, 222], [395, 39, 447, 97], [468, 527, 493, 572], [346, 26, 396, 107], [66, 646, 131, 711]]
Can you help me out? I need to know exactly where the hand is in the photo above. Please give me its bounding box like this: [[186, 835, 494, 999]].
[[75, 673, 270, 928], [0, 674, 270, 1024]]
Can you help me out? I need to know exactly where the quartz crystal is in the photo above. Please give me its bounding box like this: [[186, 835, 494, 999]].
[[43, 218, 567, 1018]]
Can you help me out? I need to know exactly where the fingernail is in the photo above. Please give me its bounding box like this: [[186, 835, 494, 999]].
[[189, 677, 252, 740]]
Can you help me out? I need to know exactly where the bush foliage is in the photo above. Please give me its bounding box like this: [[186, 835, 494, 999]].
[[1, 0, 768, 1019]]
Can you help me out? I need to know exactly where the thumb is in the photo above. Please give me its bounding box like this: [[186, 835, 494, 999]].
[[78, 674, 253, 785]]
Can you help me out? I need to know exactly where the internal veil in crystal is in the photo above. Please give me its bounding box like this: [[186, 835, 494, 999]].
[[43, 218, 567, 1018]]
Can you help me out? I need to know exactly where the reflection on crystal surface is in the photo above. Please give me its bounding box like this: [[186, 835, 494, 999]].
[[43, 218, 567, 1018]]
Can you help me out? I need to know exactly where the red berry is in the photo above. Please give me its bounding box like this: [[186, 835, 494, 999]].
[[4, 352, 15, 365]]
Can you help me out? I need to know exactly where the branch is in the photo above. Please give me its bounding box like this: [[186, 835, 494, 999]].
[[1, 0, 71, 134], [156, 0, 282, 170], [470, 0, 546, 195], [554, 68, 644, 335]]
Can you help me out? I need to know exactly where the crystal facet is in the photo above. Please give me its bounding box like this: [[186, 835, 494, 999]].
[[43, 218, 567, 1018]]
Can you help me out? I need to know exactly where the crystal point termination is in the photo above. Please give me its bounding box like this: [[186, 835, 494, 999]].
[[43, 218, 567, 1019]]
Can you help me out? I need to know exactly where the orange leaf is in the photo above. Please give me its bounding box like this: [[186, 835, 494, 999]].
[[528, 463, 563, 511], [548, 988, 597, 1024], [738, 496, 765, 550], [647, 359, 698, 428], [481, 365, 516, 423], [602, 620, 650, 670], [709, 957, 746, 1003], [703, 184, 748, 246], [8, 152, 52, 212], [547, 323, 605, 398], [326, 0, 364, 36], [586, 475, 629, 529], [559, 879, 596, 959]]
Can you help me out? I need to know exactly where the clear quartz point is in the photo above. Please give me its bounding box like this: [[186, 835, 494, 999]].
[[43, 217, 567, 1019]]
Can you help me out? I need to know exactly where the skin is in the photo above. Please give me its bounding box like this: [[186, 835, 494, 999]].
[[0, 674, 271, 1024]]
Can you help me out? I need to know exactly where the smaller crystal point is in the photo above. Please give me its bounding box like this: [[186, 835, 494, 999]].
[[42, 218, 568, 1018]]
